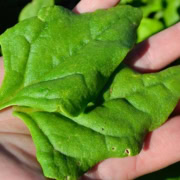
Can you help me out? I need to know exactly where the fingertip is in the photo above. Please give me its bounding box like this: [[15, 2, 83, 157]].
[[126, 22, 180, 72], [73, 0, 120, 14], [85, 156, 142, 180], [125, 40, 155, 73]]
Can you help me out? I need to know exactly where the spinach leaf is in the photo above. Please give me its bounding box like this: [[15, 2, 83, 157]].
[[19, 0, 54, 21], [164, 0, 180, 26], [14, 65, 180, 180], [0, 5, 142, 117], [19, 0, 81, 21], [141, 0, 163, 18], [137, 18, 164, 42]]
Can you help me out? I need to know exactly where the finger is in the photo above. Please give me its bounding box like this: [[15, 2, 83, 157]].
[[0, 59, 29, 134], [73, 0, 120, 13], [83, 116, 180, 180], [126, 22, 180, 72], [0, 107, 30, 135]]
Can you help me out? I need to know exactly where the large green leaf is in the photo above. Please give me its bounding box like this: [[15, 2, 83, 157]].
[[14, 65, 180, 180], [0, 5, 142, 117]]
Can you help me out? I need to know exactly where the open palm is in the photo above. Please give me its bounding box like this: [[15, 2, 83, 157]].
[[0, 1, 180, 180]]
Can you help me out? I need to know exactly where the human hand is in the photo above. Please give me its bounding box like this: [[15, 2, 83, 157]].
[[0, 0, 180, 180]]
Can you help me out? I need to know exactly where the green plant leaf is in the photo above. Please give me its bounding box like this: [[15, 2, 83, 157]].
[[19, 0, 81, 21], [141, 0, 163, 18], [119, 0, 180, 42], [0, 5, 142, 117], [19, 0, 55, 21], [163, 0, 180, 27], [137, 18, 164, 42], [14, 65, 180, 180], [103, 65, 180, 130]]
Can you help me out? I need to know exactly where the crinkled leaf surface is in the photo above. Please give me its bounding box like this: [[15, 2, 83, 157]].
[[0, 5, 142, 117], [14, 65, 180, 180], [103, 65, 180, 130]]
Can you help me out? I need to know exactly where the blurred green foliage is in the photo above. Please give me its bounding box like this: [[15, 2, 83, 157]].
[[121, 0, 180, 42]]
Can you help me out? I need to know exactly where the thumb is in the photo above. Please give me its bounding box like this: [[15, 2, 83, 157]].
[[82, 116, 180, 180]]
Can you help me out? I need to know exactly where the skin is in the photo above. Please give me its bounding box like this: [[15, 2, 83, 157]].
[[0, 0, 180, 179]]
